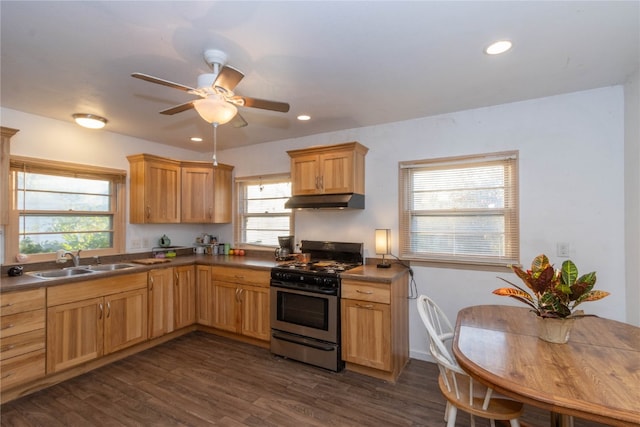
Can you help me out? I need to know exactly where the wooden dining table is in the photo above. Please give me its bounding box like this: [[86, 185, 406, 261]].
[[452, 305, 640, 427]]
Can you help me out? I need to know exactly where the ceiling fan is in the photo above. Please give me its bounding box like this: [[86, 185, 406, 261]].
[[131, 49, 290, 128]]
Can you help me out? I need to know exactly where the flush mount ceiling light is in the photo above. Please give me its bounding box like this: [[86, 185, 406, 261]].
[[297, 114, 311, 121], [190, 137, 203, 142], [72, 113, 107, 129], [193, 94, 238, 125], [484, 40, 513, 55]]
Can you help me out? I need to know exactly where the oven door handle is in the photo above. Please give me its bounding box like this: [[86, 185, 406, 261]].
[[270, 281, 338, 295], [272, 331, 336, 352]]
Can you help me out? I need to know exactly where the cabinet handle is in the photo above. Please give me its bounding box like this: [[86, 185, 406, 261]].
[[355, 303, 374, 309], [1, 324, 14, 331], [106, 301, 111, 318], [356, 289, 373, 295], [319, 175, 324, 191], [149, 276, 154, 291], [208, 207, 213, 219], [146, 206, 151, 218], [0, 303, 12, 308], [315, 176, 320, 190], [175, 272, 179, 284], [99, 303, 103, 319], [233, 275, 245, 280]]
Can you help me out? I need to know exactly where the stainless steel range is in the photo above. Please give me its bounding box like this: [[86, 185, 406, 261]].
[[270, 240, 363, 371]]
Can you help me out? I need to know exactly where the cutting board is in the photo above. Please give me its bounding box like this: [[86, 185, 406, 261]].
[[131, 258, 172, 265]]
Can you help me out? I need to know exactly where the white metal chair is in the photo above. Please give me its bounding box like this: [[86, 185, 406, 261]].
[[417, 295, 524, 427]]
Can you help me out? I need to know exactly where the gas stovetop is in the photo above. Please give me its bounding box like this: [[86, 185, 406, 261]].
[[276, 260, 360, 274]]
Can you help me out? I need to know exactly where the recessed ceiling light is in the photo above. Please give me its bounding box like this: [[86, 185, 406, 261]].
[[72, 113, 107, 129], [190, 137, 203, 142], [484, 40, 512, 55], [297, 114, 311, 121]]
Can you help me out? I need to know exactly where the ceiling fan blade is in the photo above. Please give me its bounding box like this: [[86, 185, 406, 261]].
[[159, 101, 195, 115], [132, 73, 195, 92], [230, 112, 248, 128], [233, 96, 290, 113], [213, 65, 244, 91]]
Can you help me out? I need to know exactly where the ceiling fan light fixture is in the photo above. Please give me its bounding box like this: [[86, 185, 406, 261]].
[[73, 113, 107, 129], [484, 40, 512, 55], [193, 95, 237, 125]]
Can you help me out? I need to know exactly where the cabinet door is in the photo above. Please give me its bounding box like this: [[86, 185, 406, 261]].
[[47, 297, 104, 373], [104, 288, 148, 354], [212, 281, 240, 333], [181, 166, 214, 223], [195, 266, 214, 326], [148, 268, 174, 338], [320, 150, 354, 194], [238, 285, 270, 341], [212, 164, 233, 223], [341, 299, 391, 371], [290, 154, 320, 195], [174, 265, 196, 329], [144, 159, 181, 223]]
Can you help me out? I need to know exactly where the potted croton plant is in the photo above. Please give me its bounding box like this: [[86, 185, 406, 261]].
[[493, 254, 610, 343]]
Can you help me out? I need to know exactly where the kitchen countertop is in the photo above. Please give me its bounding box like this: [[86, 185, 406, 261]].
[[1, 255, 409, 293]]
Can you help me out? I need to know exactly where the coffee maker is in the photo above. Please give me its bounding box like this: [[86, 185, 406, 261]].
[[275, 235, 295, 261]]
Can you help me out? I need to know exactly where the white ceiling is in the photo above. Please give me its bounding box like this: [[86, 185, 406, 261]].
[[1, 1, 638, 152]]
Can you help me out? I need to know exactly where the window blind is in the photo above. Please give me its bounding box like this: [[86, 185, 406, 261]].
[[399, 151, 519, 267]]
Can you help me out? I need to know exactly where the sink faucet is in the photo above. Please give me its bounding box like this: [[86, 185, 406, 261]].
[[64, 250, 82, 267]]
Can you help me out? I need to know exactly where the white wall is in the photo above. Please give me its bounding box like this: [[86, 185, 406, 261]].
[[220, 86, 628, 361], [0, 109, 229, 257], [2, 85, 632, 362], [624, 69, 640, 326]]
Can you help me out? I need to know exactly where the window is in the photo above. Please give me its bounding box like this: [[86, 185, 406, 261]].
[[235, 174, 293, 247], [399, 151, 519, 268], [8, 156, 126, 262]]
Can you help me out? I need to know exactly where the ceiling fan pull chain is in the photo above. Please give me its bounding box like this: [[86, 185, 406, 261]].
[[212, 122, 219, 167]]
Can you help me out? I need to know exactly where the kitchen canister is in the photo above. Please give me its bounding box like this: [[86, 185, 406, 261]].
[[224, 243, 230, 255]]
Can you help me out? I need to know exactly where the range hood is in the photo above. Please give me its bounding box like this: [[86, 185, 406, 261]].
[[284, 193, 365, 210]]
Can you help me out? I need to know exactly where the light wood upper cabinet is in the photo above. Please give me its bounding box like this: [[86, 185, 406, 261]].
[[287, 142, 368, 196], [46, 273, 148, 374], [181, 161, 233, 224], [128, 154, 234, 224], [174, 265, 196, 329], [128, 154, 181, 224], [148, 267, 175, 338], [1, 127, 19, 225]]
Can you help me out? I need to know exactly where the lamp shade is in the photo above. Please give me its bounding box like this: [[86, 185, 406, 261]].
[[375, 229, 391, 255], [193, 95, 237, 125]]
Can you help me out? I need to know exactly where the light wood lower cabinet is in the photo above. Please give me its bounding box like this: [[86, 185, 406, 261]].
[[148, 267, 174, 338], [198, 266, 270, 341], [174, 265, 196, 329], [196, 265, 214, 326], [46, 273, 148, 374], [341, 271, 409, 382], [0, 288, 46, 392]]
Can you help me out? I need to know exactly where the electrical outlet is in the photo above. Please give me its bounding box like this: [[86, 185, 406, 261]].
[[557, 242, 570, 257], [142, 238, 149, 248], [131, 239, 141, 249]]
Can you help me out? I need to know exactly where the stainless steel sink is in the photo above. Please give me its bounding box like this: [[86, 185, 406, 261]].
[[28, 268, 98, 280], [88, 263, 137, 271]]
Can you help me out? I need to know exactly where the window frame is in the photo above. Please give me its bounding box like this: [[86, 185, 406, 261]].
[[399, 150, 519, 270], [234, 173, 294, 249], [6, 156, 126, 263]]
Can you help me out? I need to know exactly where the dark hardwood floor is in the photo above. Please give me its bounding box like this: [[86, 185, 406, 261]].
[[1, 332, 609, 426]]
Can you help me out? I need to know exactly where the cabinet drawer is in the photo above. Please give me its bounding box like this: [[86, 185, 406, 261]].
[[341, 280, 390, 304], [0, 329, 45, 361], [0, 288, 45, 316], [0, 309, 45, 339], [0, 349, 46, 390], [212, 266, 269, 287]]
